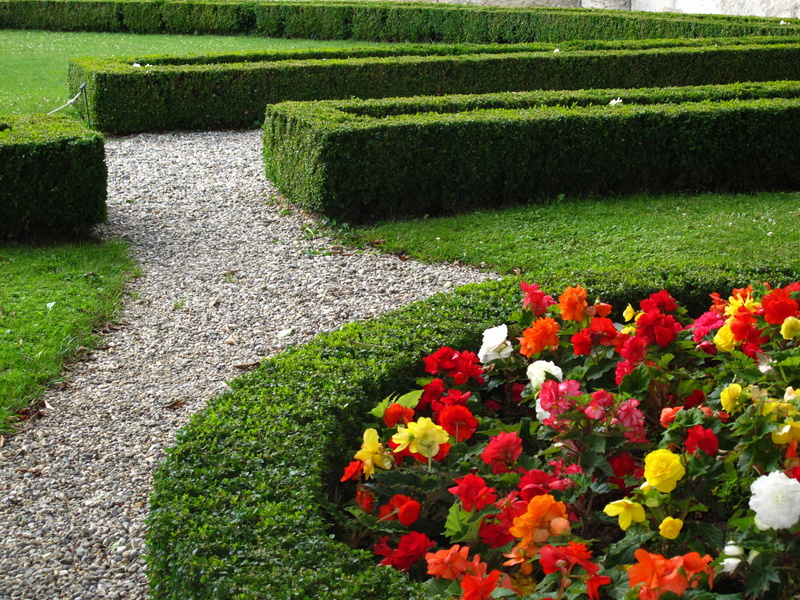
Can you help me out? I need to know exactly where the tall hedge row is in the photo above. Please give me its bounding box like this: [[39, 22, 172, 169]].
[[263, 84, 800, 223], [0, 114, 106, 240], [1, 0, 798, 41], [69, 39, 800, 133]]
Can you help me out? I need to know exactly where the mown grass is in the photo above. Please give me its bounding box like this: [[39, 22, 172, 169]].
[[0, 241, 136, 433], [0, 29, 390, 114], [347, 191, 800, 278]]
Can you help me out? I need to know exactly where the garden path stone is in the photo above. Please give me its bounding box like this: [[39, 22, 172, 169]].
[[0, 130, 497, 600]]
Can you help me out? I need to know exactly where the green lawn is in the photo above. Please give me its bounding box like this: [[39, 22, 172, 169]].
[[348, 191, 800, 281], [0, 241, 136, 433], [0, 29, 389, 114]]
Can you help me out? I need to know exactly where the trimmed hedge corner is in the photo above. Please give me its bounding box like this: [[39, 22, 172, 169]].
[[68, 38, 800, 133], [262, 81, 800, 223], [146, 264, 800, 599], [0, 114, 106, 240], [2, 0, 799, 41]]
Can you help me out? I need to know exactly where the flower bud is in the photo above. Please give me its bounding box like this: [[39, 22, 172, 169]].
[[696, 340, 717, 355], [723, 544, 744, 557], [721, 558, 741, 574]]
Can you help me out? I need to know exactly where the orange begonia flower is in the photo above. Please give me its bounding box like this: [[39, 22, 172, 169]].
[[425, 544, 470, 580], [502, 543, 538, 576], [628, 549, 714, 600], [508, 494, 570, 547], [628, 550, 688, 600], [559, 286, 589, 322], [518, 317, 560, 358]]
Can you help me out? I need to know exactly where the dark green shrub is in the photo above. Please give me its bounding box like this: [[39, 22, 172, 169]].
[[0, 114, 106, 240], [2, 0, 798, 40], [68, 39, 800, 133], [263, 83, 800, 223]]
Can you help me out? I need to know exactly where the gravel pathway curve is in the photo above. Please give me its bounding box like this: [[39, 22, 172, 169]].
[[0, 130, 496, 600]]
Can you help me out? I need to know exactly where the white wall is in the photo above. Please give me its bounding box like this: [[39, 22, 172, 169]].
[[629, 0, 798, 18], [582, 0, 631, 9]]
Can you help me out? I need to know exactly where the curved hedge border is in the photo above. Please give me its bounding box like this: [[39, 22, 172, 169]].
[[1, 0, 798, 42], [147, 263, 800, 599], [68, 36, 800, 133], [0, 114, 106, 240]]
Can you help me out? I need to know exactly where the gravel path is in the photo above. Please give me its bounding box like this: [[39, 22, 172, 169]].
[[0, 130, 496, 600]]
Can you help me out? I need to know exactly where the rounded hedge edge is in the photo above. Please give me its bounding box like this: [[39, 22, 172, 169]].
[[146, 268, 800, 599]]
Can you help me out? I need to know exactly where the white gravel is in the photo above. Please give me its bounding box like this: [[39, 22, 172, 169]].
[[0, 130, 497, 600]]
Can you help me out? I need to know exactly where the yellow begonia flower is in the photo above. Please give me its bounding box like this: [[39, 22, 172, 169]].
[[391, 417, 449, 459], [714, 324, 737, 353], [720, 383, 743, 413], [603, 499, 646, 531], [781, 316, 800, 340], [772, 419, 800, 445], [354, 428, 393, 478], [623, 304, 637, 322], [659, 517, 684, 540], [725, 294, 760, 319], [760, 401, 798, 420], [643, 449, 685, 494]]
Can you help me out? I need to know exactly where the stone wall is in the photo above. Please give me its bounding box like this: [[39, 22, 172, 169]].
[[629, 0, 798, 18], [397, 0, 797, 17]]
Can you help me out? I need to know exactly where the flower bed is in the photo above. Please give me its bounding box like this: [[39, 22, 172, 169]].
[[338, 282, 800, 599], [147, 270, 800, 599]]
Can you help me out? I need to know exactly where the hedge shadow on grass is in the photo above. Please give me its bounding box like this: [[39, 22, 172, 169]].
[[146, 262, 800, 599]]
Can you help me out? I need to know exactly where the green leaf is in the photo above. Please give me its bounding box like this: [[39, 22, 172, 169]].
[[443, 502, 482, 544], [744, 551, 781, 597], [369, 389, 423, 418], [619, 364, 651, 396], [658, 353, 675, 369]]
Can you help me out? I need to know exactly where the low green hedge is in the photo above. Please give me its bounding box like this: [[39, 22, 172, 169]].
[[147, 264, 800, 599], [68, 38, 800, 133], [0, 114, 106, 240], [2, 0, 798, 41], [263, 82, 800, 223]]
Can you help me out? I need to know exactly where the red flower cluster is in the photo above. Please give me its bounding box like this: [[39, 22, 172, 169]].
[[374, 531, 434, 572], [378, 494, 421, 526], [539, 542, 610, 600], [424, 346, 484, 385], [520, 281, 556, 316]]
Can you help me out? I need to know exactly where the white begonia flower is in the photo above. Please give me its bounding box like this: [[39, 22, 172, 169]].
[[535, 397, 549, 422], [477, 324, 514, 364], [526, 360, 563, 391], [609, 97, 623, 106], [723, 543, 744, 557], [757, 353, 774, 374], [721, 558, 741, 574], [786, 387, 797, 402], [749, 471, 800, 530], [132, 63, 142, 67]]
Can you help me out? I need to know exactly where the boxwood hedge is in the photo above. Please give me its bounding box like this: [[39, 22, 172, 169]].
[[0, 114, 106, 240], [263, 81, 800, 223], [68, 37, 800, 133], [1, 0, 798, 41], [147, 261, 800, 599]]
